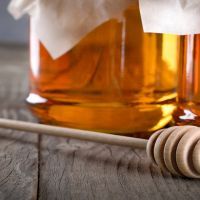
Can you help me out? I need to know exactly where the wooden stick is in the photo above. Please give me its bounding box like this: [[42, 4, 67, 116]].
[[0, 118, 147, 149], [0, 118, 199, 178]]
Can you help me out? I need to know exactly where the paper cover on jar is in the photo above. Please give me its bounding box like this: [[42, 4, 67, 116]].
[[8, 0, 200, 59], [8, 0, 133, 59], [139, 0, 200, 34]]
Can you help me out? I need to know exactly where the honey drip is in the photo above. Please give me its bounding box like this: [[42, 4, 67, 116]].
[[27, 3, 183, 136]]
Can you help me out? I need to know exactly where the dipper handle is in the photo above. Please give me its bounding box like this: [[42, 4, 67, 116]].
[[0, 118, 199, 178], [0, 118, 147, 148]]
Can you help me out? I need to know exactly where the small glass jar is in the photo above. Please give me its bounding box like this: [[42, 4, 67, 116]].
[[27, 2, 183, 137], [173, 35, 200, 125]]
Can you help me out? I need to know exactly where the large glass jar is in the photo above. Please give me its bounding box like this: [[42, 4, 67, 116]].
[[27, 2, 183, 137], [173, 35, 200, 125]]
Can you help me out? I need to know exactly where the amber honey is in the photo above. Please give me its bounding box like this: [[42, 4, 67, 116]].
[[173, 35, 200, 125], [27, 3, 183, 136]]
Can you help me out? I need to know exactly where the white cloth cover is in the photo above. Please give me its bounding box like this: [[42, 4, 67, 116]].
[[8, 0, 200, 59], [139, 0, 200, 34], [9, 0, 133, 58]]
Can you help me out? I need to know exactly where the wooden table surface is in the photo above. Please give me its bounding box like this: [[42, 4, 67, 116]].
[[0, 45, 200, 200]]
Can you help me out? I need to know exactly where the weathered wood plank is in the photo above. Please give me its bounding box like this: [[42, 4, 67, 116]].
[[39, 136, 200, 200], [0, 46, 38, 200]]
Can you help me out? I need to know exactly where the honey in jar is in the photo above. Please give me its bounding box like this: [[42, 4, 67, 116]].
[[27, 2, 183, 136], [173, 35, 200, 125]]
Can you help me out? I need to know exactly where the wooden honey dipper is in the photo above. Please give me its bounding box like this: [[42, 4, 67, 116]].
[[0, 118, 199, 178]]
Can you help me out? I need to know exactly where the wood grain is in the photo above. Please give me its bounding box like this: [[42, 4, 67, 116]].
[[1, 45, 200, 200], [38, 135, 200, 200], [0, 46, 38, 200]]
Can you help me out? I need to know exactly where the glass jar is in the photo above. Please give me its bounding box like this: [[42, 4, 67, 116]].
[[27, 2, 183, 137], [173, 35, 200, 125]]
